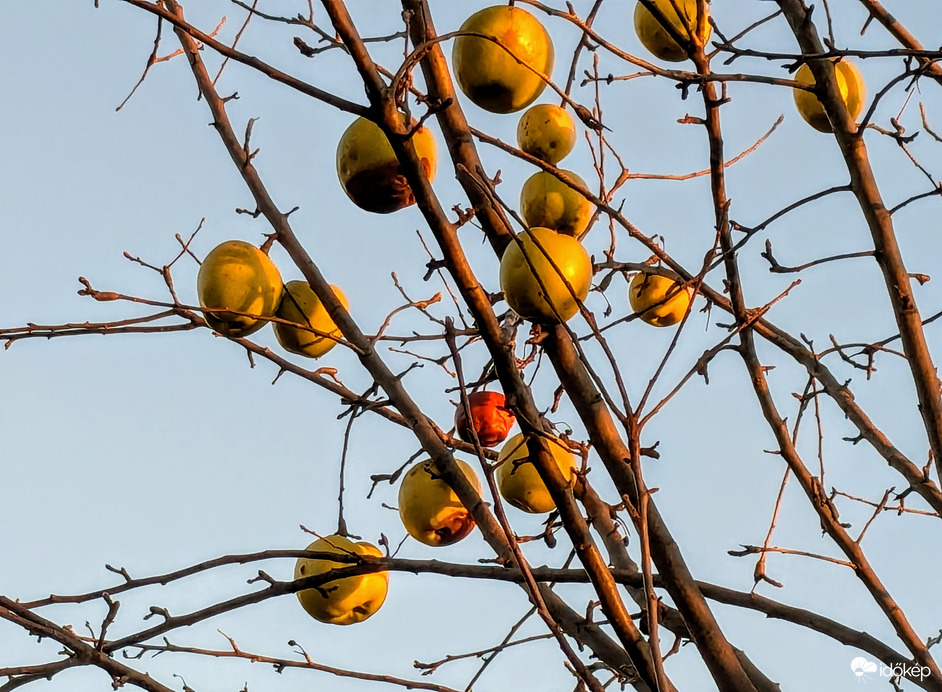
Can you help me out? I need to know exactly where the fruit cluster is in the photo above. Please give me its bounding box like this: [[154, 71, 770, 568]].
[[289, 387, 580, 626], [196, 240, 347, 359], [396, 391, 581, 540], [281, 0, 882, 627], [447, 5, 701, 327], [280, 4, 703, 628]]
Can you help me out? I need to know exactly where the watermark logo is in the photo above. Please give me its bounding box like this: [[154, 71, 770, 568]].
[[850, 657, 877, 681], [850, 657, 931, 683]]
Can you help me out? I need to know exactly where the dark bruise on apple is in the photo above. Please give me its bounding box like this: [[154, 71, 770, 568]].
[[424, 476, 477, 545], [343, 157, 434, 214], [398, 459, 482, 547], [462, 82, 518, 115], [335, 115, 438, 215]]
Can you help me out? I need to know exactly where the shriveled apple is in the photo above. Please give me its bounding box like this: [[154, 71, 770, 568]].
[[455, 391, 516, 447]]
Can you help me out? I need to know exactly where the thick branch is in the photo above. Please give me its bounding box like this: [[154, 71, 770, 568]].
[[400, 2, 778, 690], [161, 1, 640, 688], [327, 1, 660, 688], [698, 9, 941, 683], [11, 554, 927, 688], [855, 0, 942, 85], [776, 0, 942, 485]]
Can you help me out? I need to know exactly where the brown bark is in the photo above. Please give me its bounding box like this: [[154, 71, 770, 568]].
[[399, 2, 778, 690], [776, 0, 942, 486], [152, 1, 657, 689], [693, 5, 942, 683], [319, 1, 666, 687], [856, 0, 942, 84]]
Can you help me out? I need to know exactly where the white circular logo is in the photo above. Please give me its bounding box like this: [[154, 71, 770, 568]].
[[850, 657, 878, 677]]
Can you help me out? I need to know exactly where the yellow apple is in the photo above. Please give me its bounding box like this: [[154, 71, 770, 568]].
[[398, 459, 481, 547], [496, 433, 577, 514], [628, 272, 693, 327], [336, 115, 437, 214], [294, 535, 388, 625], [793, 60, 865, 133], [452, 6, 554, 114], [196, 240, 283, 338], [517, 104, 577, 165], [633, 0, 710, 62], [499, 227, 592, 323], [273, 281, 348, 359], [520, 170, 593, 238]]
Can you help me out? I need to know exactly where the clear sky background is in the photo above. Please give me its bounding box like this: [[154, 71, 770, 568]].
[[2, 1, 942, 690]]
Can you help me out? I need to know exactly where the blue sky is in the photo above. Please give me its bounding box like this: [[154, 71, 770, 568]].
[[2, 1, 942, 690]]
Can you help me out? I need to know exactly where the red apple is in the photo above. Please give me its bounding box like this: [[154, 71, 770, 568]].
[[455, 391, 516, 447]]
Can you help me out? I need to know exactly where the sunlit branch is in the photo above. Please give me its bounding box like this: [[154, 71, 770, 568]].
[[6, 554, 922, 687], [697, 10, 941, 679], [778, 0, 942, 499], [118, 0, 369, 116], [162, 3, 637, 690], [127, 636, 463, 692], [855, 0, 942, 85], [0, 596, 177, 692]]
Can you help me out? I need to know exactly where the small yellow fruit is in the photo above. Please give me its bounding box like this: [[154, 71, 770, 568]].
[[517, 104, 577, 164], [398, 459, 481, 547], [496, 433, 577, 514], [197, 240, 283, 338], [793, 60, 866, 133], [499, 227, 592, 323], [633, 0, 710, 62], [336, 116, 437, 214], [273, 282, 348, 359], [628, 272, 693, 327], [520, 170, 593, 238], [452, 6, 554, 114], [295, 535, 388, 626]]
